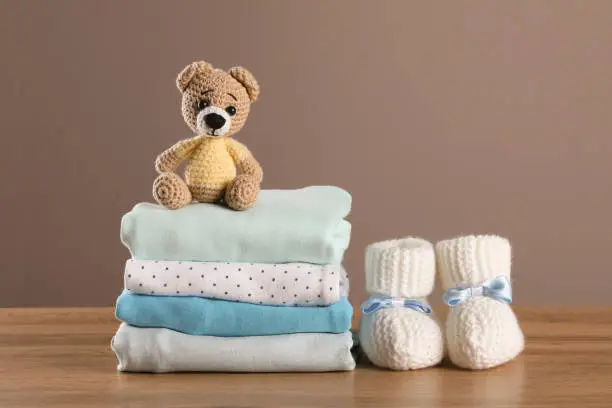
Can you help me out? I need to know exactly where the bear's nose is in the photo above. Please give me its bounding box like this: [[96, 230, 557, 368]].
[[204, 113, 226, 130]]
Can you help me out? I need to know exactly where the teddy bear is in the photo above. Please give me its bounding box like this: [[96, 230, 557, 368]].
[[152, 60, 263, 211]]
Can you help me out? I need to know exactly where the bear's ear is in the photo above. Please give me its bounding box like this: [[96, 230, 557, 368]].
[[229, 66, 260, 102], [176, 61, 213, 92]]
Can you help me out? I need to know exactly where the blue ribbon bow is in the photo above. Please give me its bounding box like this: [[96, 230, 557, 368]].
[[443, 275, 512, 307], [360, 296, 432, 315]]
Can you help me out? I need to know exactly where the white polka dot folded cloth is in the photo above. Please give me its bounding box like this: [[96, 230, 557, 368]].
[[124, 260, 349, 306]]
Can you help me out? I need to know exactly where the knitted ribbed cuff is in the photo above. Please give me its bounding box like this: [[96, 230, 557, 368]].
[[365, 237, 435, 298], [435, 235, 511, 290]]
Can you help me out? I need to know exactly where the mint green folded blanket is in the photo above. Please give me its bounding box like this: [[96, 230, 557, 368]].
[[120, 186, 352, 264]]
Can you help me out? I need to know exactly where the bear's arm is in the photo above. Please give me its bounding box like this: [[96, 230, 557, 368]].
[[226, 139, 263, 183], [155, 136, 203, 173]]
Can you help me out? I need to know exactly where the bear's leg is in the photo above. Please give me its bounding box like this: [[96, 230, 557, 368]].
[[153, 172, 192, 210], [225, 175, 260, 211], [190, 184, 225, 204]]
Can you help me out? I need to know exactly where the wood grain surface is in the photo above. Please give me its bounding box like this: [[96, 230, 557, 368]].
[[0, 307, 611, 407]]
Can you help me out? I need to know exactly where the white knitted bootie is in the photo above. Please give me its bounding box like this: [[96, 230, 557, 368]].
[[436, 235, 524, 370], [358, 237, 444, 370]]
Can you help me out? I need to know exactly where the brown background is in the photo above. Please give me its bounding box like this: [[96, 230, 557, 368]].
[[1, 0, 611, 307]]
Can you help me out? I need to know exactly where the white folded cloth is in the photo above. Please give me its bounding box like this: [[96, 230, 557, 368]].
[[124, 260, 349, 306], [111, 323, 355, 373]]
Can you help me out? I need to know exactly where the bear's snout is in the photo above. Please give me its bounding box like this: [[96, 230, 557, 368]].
[[196, 106, 232, 136], [204, 113, 226, 130]]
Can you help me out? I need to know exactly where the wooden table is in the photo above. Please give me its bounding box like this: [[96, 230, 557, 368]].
[[0, 308, 610, 407]]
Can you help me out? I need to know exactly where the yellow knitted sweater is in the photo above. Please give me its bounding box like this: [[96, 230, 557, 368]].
[[155, 135, 258, 190]]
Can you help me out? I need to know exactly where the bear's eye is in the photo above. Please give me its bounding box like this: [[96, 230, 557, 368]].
[[197, 99, 210, 111], [225, 106, 237, 116]]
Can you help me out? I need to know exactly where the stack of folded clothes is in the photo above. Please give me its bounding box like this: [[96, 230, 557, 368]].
[[111, 186, 356, 373]]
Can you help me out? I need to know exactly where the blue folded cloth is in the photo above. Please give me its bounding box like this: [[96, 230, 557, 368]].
[[120, 186, 352, 265], [115, 290, 353, 337]]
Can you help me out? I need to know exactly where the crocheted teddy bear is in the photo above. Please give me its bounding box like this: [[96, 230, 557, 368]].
[[152, 60, 263, 210]]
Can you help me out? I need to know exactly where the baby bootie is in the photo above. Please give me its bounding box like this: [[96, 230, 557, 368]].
[[436, 235, 524, 370], [358, 237, 444, 370]]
